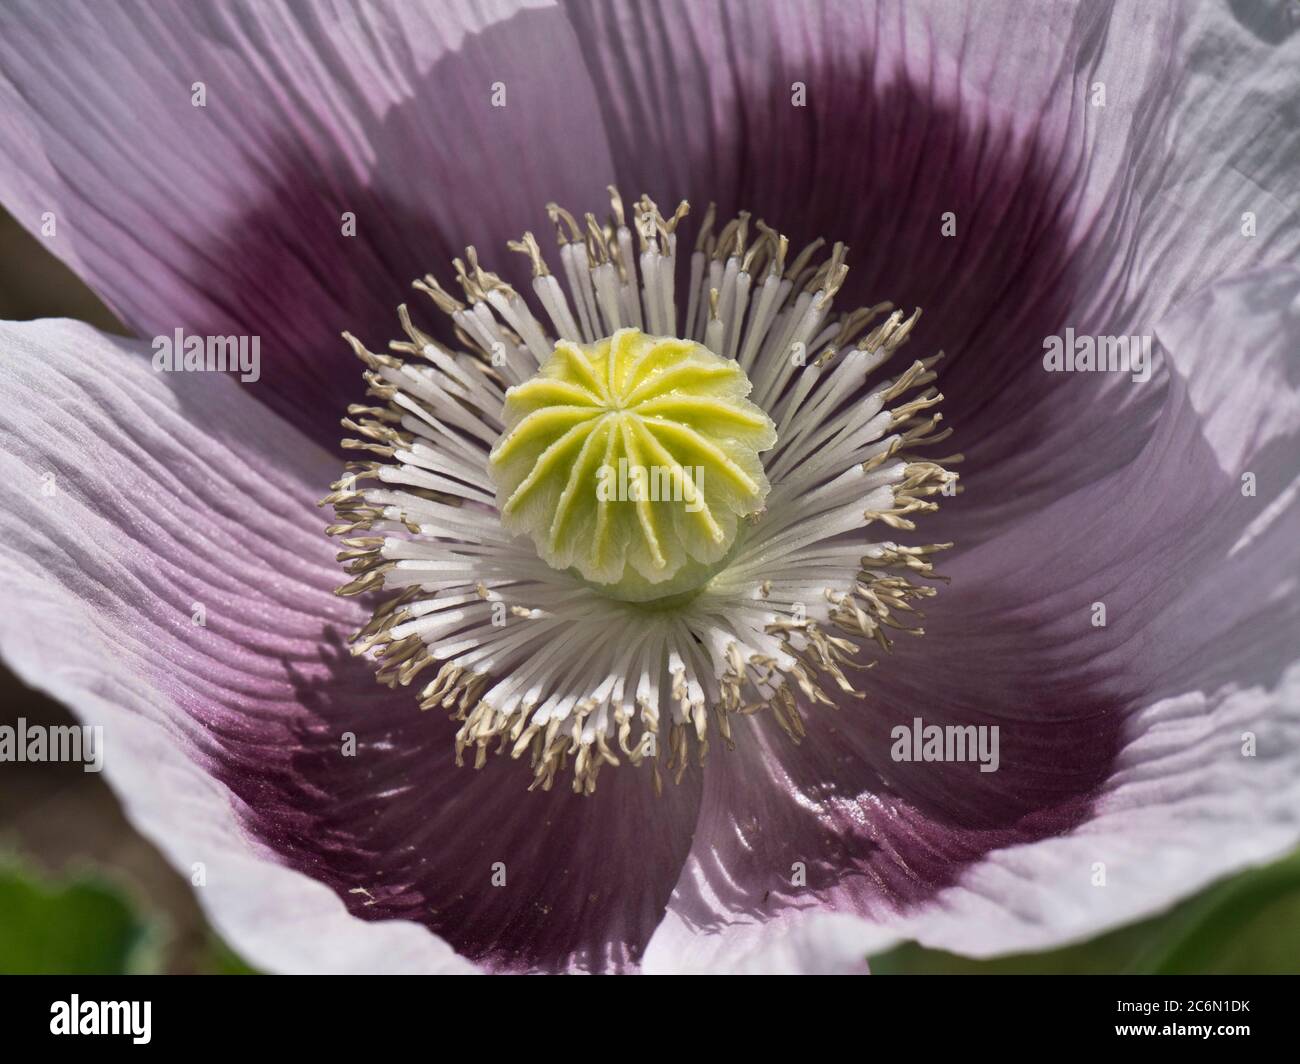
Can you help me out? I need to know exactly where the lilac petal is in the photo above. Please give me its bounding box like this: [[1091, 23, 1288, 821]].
[[0, 1, 617, 447], [0, 319, 700, 973], [566, 0, 1300, 548], [644, 268, 1300, 970], [0, 319, 471, 972]]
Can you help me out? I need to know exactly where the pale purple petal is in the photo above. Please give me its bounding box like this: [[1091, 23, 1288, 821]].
[[0, 0, 617, 446], [0, 318, 474, 972], [0, 318, 700, 972], [646, 267, 1300, 970], [565, 0, 1300, 547]]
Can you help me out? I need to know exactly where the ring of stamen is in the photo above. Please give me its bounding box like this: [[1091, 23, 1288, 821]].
[[325, 187, 958, 795]]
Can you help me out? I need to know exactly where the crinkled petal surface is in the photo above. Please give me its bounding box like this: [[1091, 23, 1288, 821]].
[[568, 0, 1300, 545], [0, 0, 617, 447], [645, 267, 1300, 970], [1, 0, 1299, 974], [0, 319, 701, 973], [555, 0, 1300, 970]]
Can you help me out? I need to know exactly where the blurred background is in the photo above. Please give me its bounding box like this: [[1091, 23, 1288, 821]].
[[1, 205, 1297, 974]]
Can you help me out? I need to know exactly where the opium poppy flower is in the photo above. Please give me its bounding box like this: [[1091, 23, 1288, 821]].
[[0, 0, 1296, 973]]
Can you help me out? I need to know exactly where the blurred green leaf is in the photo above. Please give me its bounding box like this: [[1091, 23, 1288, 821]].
[[0, 855, 163, 974], [869, 848, 1300, 974]]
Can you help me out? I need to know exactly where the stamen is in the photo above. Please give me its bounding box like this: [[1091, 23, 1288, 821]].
[[327, 188, 956, 794]]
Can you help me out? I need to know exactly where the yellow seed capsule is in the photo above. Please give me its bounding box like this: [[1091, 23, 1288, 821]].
[[489, 328, 776, 600]]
